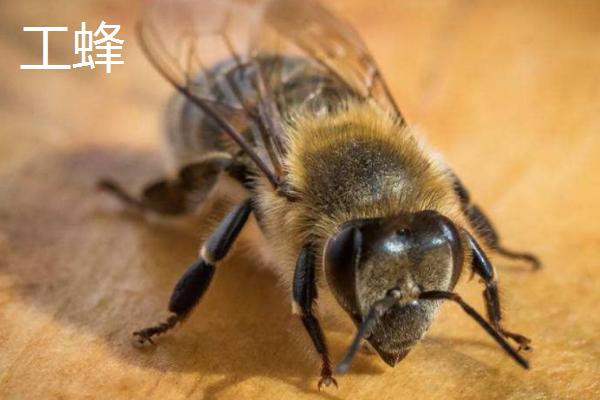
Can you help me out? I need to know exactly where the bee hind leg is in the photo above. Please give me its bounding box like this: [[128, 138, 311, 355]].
[[292, 244, 338, 390], [465, 232, 532, 351], [451, 172, 541, 270], [98, 152, 233, 216], [132, 198, 253, 345]]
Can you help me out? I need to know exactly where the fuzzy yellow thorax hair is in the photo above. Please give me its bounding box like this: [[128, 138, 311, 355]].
[[284, 100, 418, 190], [270, 100, 463, 240]]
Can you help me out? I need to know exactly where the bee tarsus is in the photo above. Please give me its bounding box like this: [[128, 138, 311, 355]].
[[467, 232, 533, 353], [133, 314, 180, 346], [318, 372, 338, 391], [293, 244, 338, 389], [132, 199, 253, 344]]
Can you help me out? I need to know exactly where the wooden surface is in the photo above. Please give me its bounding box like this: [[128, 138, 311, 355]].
[[1, 1, 599, 399]]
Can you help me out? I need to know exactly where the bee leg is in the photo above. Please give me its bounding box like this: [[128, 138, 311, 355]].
[[132, 199, 252, 345], [451, 173, 541, 270], [98, 178, 188, 215], [292, 244, 338, 390], [466, 232, 532, 351], [98, 152, 233, 216]]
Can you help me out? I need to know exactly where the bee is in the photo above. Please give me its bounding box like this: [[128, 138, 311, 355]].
[[99, 0, 541, 389]]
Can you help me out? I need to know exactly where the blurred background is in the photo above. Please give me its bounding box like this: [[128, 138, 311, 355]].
[[1, 1, 599, 399]]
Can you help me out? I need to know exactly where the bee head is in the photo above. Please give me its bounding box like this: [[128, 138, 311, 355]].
[[324, 210, 463, 367]]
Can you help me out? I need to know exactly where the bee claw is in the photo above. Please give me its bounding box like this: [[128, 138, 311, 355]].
[[500, 330, 532, 352], [516, 340, 533, 352], [132, 331, 156, 347], [519, 344, 533, 352], [131, 315, 180, 348], [317, 375, 338, 390]]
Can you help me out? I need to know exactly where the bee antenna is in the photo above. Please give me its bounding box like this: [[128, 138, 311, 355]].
[[419, 290, 530, 369], [336, 288, 401, 374]]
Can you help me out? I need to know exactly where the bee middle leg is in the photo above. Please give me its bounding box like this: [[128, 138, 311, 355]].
[[465, 232, 532, 351], [132, 198, 253, 344], [292, 244, 337, 390], [98, 152, 233, 216], [451, 172, 541, 269]]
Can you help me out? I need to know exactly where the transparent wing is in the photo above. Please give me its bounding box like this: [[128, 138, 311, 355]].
[[139, 0, 405, 189], [259, 0, 404, 122], [139, 0, 285, 188]]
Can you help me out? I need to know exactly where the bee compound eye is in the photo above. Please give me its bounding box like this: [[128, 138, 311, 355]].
[[326, 225, 363, 272], [324, 224, 364, 315]]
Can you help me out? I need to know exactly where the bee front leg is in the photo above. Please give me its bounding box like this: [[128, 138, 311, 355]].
[[292, 244, 337, 390], [465, 232, 532, 351], [132, 198, 252, 344]]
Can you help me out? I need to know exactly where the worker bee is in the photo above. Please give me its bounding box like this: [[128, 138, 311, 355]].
[[99, 0, 541, 389]]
